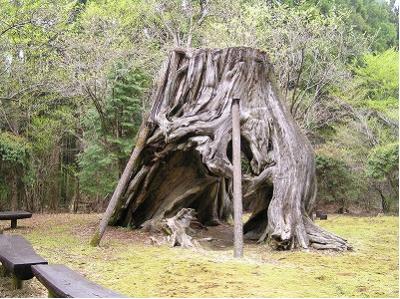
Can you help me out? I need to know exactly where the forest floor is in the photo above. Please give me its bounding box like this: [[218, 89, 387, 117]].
[[0, 214, 398, 298]]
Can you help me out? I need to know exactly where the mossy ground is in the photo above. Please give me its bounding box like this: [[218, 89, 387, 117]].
[[0, 214, 398, 297]]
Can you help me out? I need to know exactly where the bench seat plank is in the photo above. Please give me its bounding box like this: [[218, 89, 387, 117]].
[[0, 211, 32, 220], [32, 264, 127, 298], [0, 235, 48, 280]]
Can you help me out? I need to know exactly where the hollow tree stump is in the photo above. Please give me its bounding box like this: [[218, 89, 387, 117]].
[[107, 47, 351, 251]]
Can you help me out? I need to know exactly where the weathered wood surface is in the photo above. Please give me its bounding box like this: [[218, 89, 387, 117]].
[[164, 208, 197, 248], [0, 211, 32, 220], [32, 264, 127, 298], [0, 235, 47, 280], [107, 47, 350, 251]]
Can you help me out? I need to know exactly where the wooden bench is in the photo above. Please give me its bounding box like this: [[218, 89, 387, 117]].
[[0, 235, 48, 289], [32, 264, 127, 298], [0, 211, 32, 229], [315, 210, 328, 220]]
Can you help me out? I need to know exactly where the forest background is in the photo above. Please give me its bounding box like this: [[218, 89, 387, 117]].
[[0, 0, 398, 214]]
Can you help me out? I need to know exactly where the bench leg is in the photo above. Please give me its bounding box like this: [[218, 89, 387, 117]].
[[11, 219, 17, 229], [12, 275, 23, 289]]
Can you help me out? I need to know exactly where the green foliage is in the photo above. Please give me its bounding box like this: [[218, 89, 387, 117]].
[[315, 148, 360, 208], [0, 132, 30, 167], [0, 176, 8, 202], [78, 66, 149, 196], [201, 0, 370, 129], [366, 142, 399, 212], [104, 66, 149, 156], [283, 0, 398, 52], [0, 132, 31, 206], [367, 143, 399, 181], [78, 142, 118, 196], [353, 49, 399, 118]]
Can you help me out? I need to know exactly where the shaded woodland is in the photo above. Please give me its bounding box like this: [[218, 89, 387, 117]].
[[0, 0, 398, 215]]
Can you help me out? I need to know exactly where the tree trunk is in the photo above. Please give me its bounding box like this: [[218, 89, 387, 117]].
[[375, 185, 389, 213], [107, 47, 350, 251], [70, 178, 80, 213], [231, 98, 243, 257]]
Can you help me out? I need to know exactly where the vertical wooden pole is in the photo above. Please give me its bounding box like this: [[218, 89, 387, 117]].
[[12, 275, 23, 289], [11, 219, 17, 229], [231, 98, 243, 258]]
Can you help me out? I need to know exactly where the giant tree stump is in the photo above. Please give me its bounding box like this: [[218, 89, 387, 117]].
[[109, 47, 350, 251]]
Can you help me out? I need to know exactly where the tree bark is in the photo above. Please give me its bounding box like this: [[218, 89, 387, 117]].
[[107, 47, 351, 251]]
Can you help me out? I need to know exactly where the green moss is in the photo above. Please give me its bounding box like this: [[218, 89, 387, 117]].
[[7, 214, 399, 298]]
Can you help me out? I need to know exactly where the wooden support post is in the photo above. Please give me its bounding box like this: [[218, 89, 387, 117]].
[[12, 275, 23, 289], [11, 219, 17, 229], [231, 98, 243, 258]]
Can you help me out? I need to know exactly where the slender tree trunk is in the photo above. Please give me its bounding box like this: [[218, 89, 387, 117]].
[[232, 98, 243, 257], [71, 178, 80, 213]]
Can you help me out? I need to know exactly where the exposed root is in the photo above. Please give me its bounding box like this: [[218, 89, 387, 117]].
[[249, 213, 351, 251], [304, 217, 351, 251]]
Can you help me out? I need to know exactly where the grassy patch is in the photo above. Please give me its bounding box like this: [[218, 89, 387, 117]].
[[0, 214, 398, 297]]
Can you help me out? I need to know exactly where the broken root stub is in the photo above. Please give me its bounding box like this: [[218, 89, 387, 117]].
[[165, 208, 197, 248]]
